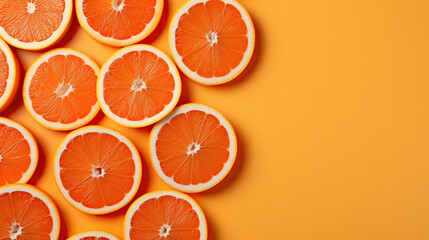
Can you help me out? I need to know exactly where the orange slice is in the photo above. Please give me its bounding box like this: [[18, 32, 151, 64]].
[[0, 184, 60, 240], [0, 38, 19, 113], [124, 190, 207, 240], [0, 0, 73, 50], [54, 126, 142, 215], [23, 48, 100, 131], [76, 0, 164, 47], [0, 118, 38, 186], [97, 44, 181, 128], [67, 230, 119, 240], [149, 103, 237, 193], [169, 0, 255, 85]]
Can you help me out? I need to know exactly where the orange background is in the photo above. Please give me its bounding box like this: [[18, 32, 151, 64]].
[[3, 0, 429, 239]]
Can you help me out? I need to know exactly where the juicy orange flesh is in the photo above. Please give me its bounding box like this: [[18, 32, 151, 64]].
[[0, 49, 8, 99], [130, 195, 201, 240], [156, 110, 230, 185], [59, 132, 135, 209], [29, 54, 97, 124], [0, 0, 65, 43], [103, 50, 175, 121], [82, 0, 156, 40], [0, 191, 54, 240], [0, 123, 31, 186], [175, 0, 248, 78], [80, 237, 109, 240]]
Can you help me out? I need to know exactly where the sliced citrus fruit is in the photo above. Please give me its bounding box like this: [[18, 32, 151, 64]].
[[54, 125, 142, 215], [76, 0, 164, 47], [0, 0, 73, 50], [0, 38, 19, 112], [97, 44, 181, 128], [68, 230, 119, 240], [0, 184, 60, 240], [23, 48, 100, 131], [125, 190, 207, 240], [0, 118, 38, 186], [169, 0, 255, 85], [150, 103, 237, 192]]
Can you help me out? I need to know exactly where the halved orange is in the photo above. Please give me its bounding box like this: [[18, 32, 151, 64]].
[[23, 48, 100, 131], [124, 190, 207, 240], [0, 0, 73, 50], [0, 117, 38, 186], [0, 38, 20, 113], [54, 126, 142, 215], [67, 230, 119, 240], [76, 0, 164, 47], [169, 0, 255, 85], [150, 103, 237, 193], [0, 184, 60, 240], [97, 44, 181, 128]]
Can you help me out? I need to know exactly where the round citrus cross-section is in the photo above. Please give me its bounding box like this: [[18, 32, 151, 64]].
[[0, 38, 20, 113], [67, 230, 120, 240], [54, 126, 142, 215]]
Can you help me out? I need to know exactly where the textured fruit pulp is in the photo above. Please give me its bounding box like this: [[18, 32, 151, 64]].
[[0, 191, 54, 240], [80, 237, 109, 240], [156, 110, 230, 185], [82, 0, 156, 40], [59, 132, 136, 209], [0, 0, 65, 42], [175, 0, 249, 78], [29, 54, 97, 124], [0, 124, 31, 186], [130, 195, 201, 240], [0, 49, 8, 99], [103, 50, 175, 121]]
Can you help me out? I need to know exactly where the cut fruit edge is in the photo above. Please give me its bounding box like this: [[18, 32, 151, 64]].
[[169, 0, 255, 85], [0, 0, 73, 50], [97, 44, 182, 128], [0, 183, 60, 239], [54, 125, 142, 215], [75, 0, 164, 47], [0, 117, 38, 184], [67, 230, 120, 240], [124, 190, 208, 240], [23, 48, 100, 131], [0, 38, 19, 112], [149, 103, 237, 193]]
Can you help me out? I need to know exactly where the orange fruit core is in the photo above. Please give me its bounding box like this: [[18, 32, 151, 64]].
[[130, 195, 201, 240], [0, 191, 54, 240], [0, 0, 66, 42], [156, 110, 230, 185], [175, 0, 249, 78], [59, 132, 136, 209]]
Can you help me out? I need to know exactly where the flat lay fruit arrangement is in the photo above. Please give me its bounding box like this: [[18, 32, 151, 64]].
[[0, 0, 255, 239]]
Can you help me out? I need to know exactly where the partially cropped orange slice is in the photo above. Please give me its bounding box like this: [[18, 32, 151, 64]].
[[169, 0, 255, 85], [125, 191, 207, 240], [97, 44, 181, 128], [0, 0, 73, 50], [0, 118, 38, 186], [23, 48, 100, 131], [0, 184, 60, 240], [54, 126, 142, 215], [76, 0, 163, 47], [150, 103, 237, 192], [0, 38, 19, 113], [68, 230, 119, 240]]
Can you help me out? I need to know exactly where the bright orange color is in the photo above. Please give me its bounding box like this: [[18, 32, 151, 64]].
[[58, 132, 135, 209], [0, 0, 65, 43], [0, 49, 8, 99], [176, 0, 248, 78], [0, 123, 31, 185], [0, 38, 19, 113], [80, 237, 109, 240], [104, 50, 174, 121], [157, 110, 229, 185], [82, 0, 155, 40]]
